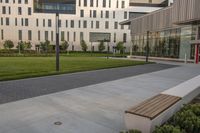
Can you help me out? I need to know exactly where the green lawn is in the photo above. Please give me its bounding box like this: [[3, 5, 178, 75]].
[[0, 56, 147, 81]]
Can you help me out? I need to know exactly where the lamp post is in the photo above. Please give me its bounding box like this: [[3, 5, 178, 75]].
[[56, 13, 60, 72], [146, 31, 150, 62]]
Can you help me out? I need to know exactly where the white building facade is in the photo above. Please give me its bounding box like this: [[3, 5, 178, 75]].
[[0, 0, 168, 51]]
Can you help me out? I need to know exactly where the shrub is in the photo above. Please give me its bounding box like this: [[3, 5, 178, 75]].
[[153, 125, 182, 133], [98, 41, 105, 52], [3, 40, 14, 49], [80, 40, 88, 52]]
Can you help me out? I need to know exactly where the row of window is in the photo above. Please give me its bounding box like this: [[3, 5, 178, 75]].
[[80, 10, 128, 19], [0, 0, 29, 4], [79, 0, 125, 8], [1, 6, 31, 15], [0, 29, 127, 43], [1, 17, 127, 30]]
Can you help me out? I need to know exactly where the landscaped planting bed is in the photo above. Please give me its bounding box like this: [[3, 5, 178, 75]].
[[122, 103, 200, 133]]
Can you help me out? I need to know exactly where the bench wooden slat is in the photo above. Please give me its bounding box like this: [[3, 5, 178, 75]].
[[125, 94, 181, 120]]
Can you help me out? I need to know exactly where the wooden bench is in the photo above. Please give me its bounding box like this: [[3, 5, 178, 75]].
[[125, 94, 181, 133]]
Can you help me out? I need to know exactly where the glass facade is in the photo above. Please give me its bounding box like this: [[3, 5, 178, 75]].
[[132, 25, 200, 60], [133, 28, 181, 58], [34, 0, 76, 14]]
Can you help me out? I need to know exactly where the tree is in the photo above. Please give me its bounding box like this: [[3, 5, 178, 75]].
[[3, 40, 14, 49], [61, 41, 69, 51], [116, 41, 124, 54], [98, 41, 105, 52], [16, 41, 25, 50], [24, 42, 32, 50], [80, 40, 88, 52], [40, 40, 50, 53]]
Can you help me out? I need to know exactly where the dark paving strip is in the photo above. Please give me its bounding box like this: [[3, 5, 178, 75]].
[[0, 63, 176, 104]]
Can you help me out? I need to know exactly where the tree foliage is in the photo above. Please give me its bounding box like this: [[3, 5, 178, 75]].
[[3, 40, 14, 49], [61, 41, 69, 51], [98, 41, 105, 52], [80, 40, 88, 52], [116, 41, 124, 54]]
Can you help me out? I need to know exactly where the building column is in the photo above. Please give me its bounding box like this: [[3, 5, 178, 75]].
[[195, 44, 199, 64]]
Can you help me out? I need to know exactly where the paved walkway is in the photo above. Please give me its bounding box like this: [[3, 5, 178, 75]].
[[0, 63, 199, 133], [0, 63, 174, 104]]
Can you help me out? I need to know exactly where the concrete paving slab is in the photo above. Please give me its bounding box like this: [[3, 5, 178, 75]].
[[0, 64, 200, 133]]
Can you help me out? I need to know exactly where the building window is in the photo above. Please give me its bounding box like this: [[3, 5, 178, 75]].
[[105, 11, 109, 18], [58, 20, 61, 27], [1, 18, 3, 25], [83, 20, 87, 28], [28, 7, 31, 15], [67, 32, 69, 41], [80, 32, 84, 41], [103, 0, 106, 7], [90, 10, 92, 17], [9, 7, 11, 14], [113, 11, 115, 18], [90, 0, 93, 7], [80, 10, 84, 17], [28, 30, 32, 41], [25, 18, 28, 26], [18, 30, 22, 40], [18, 0, 21, 4], [66, 20, 68, 27], [18, 7, 22, 15], [45, 31, 48, 40], [48, 19, 52, 27], [84, 0, 87, 7], [96, 0, 98, 7], [96, 21, 99, 29], [109, 0, 111, 7], [1, 29, 4, 40], [6, 18, 9, 26], [73, 32, 76, 41], [25, 0, 28, 4], [123, 33, 127, 42], [21, 18, 23, 26], [93, 10, 97, 18], [79, 0, 81, 6], [116, 0, 118, 8], [114, 22, 118, 29], [105, 21, 109, 29], [36, 19, 39, 27], [78, 20, 81, 28], [121, 1, 125, 8], [43, 19, 45, 27], [124, 12, 127, 19], [38, 30, 40, 41], [114, 33, 116, 42], [61, 31, 65, 41], [2, 6, 6, 14], [101, 11, 103, 18], [71, 20, 74, 28], [51, 31, 53, 41], [15, 18, 17, 26], [91, 21, 93, 28]]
